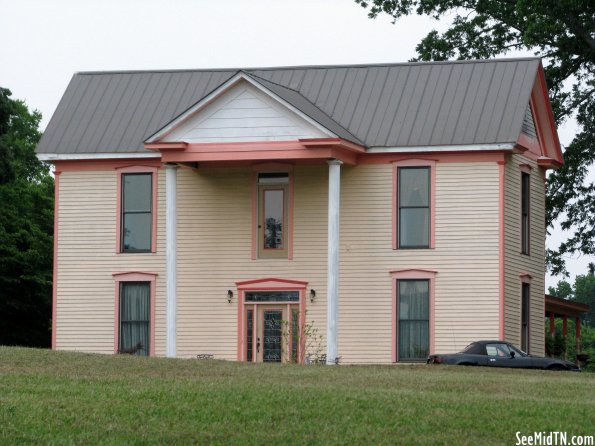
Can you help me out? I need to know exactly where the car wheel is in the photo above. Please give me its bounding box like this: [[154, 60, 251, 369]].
[[547, 364, 566, 371]]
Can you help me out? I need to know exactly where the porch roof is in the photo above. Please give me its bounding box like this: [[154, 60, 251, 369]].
[[545, 294, 590, 318]]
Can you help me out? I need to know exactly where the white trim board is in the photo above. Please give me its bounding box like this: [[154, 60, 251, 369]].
[[37, 153, 161, 161], [366, 143, 515, 153]]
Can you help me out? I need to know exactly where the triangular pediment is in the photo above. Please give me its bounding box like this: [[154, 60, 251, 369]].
[[516, 66, 563, 167], [155, 74, 332, 144]]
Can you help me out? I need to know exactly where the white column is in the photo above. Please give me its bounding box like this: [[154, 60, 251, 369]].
[[166, 163, 178, 358], [326, 159, 342, 365]]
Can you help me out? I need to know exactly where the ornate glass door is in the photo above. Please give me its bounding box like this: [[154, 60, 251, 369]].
[[259, 309, 283, 362], [240, 289, 303, 364]]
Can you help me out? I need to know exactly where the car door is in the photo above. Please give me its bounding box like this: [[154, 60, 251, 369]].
[[485, 343, 524, 368]]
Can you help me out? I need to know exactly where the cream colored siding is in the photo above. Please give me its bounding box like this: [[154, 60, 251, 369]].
[[55, 170, 166, 355], [503, 154, 546, 355], [57, 161, 503, 363], [340, 163, 500, 362], [175, 167, 328, 359]]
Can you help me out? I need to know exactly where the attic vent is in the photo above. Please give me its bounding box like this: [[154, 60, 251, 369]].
[[521, 103, 537, 139]]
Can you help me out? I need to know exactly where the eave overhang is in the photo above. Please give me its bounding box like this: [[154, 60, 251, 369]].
[[144, 138, 365, 165], [514, 63, 564, 169], [545, 294, 590, 318]]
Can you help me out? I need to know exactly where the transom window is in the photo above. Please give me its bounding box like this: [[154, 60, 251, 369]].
[[257, 173, 289, 259], [245, 291, 299, 302], [398, 167, 430, 248], [121, 173, 153, 253]]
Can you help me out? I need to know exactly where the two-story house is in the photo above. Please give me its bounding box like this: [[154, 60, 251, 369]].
[[37, 58, 563, 363]]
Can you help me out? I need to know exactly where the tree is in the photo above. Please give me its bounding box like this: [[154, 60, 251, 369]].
[[548, 280, 573, 299], [549, 267, 595, 327], [574, 270, 595, 327], [0, 87, 54, 347], [355, 0, 595, 276]]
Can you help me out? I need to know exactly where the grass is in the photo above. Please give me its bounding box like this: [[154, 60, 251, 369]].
[[0, 347, 594, 445]]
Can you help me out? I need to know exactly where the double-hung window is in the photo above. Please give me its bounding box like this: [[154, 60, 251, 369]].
[[121, 172, 153, 253], [521, 172, 530, 255], [397, 279, 430, 362], [398, 166, 430, 248], [521, 283, 530, 353], [119, 282, 150, 356]]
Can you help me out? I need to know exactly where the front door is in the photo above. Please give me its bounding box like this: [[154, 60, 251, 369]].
[[257, 306, 286, 363], [244, 303, 300, 363], [239, 287, 304, 363]]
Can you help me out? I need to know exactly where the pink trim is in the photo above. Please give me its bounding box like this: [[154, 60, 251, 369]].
[[388, 268, 438, 276], [237, 288, 244, 360], [390, 269, 436, 362], [145, 142, 188, 151], [498, 161, 505, 340], [147, 138, 365, 154], [537, 156, 562, 169], [519, 273, 532, 284], [160, 146, 358, 165], [236, 277, 309, 288], [251, 172, 257, 260], [392, 166, 397, 250], [113, 271, 157, 356], [520, 169, 531, 256], [288, 174, 295, 260], [525, 283, 531, 353], [360, 152, 506, 165], [298, 137, 366, 153], [235, 278, 308, 362], [515, 65, 562, 167], [250, 162, 295, 172], [51, 172, 61, 350], [252, 169, 294, 260], [535, 64, 563, 164], [54, 159, 161, 173], [392, 159, 436, 250], [516, 133, 540, 154], [116, 166, 159, 254]]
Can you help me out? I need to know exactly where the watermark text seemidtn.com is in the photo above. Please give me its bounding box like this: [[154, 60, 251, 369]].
[[516, 432, 594, 446]]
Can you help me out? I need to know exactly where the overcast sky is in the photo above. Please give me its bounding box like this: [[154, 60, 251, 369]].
[[1, 0, 592, 287]]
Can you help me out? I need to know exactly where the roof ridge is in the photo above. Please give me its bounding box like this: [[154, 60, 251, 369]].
[[74, 57, 542, 76]]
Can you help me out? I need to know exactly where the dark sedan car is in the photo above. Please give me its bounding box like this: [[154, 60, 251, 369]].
[[427, 340, 580, 371]]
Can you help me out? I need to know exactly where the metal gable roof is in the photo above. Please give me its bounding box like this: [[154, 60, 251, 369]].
[[36, 58, 541, 155]]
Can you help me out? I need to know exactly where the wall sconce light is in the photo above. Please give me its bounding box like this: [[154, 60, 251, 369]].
[[310, 289, 316, 303], [227, 290, 234, 304]]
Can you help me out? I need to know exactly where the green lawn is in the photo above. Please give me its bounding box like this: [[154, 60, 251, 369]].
[[0, 347, 593, 445]]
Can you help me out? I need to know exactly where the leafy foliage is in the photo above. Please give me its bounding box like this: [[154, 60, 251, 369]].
[[547, 279, 573, 300], [0, 87, 53, 347], [355, 0, 595, 275], [549, 268, 595, 327], [546, 319, 595, 372]]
